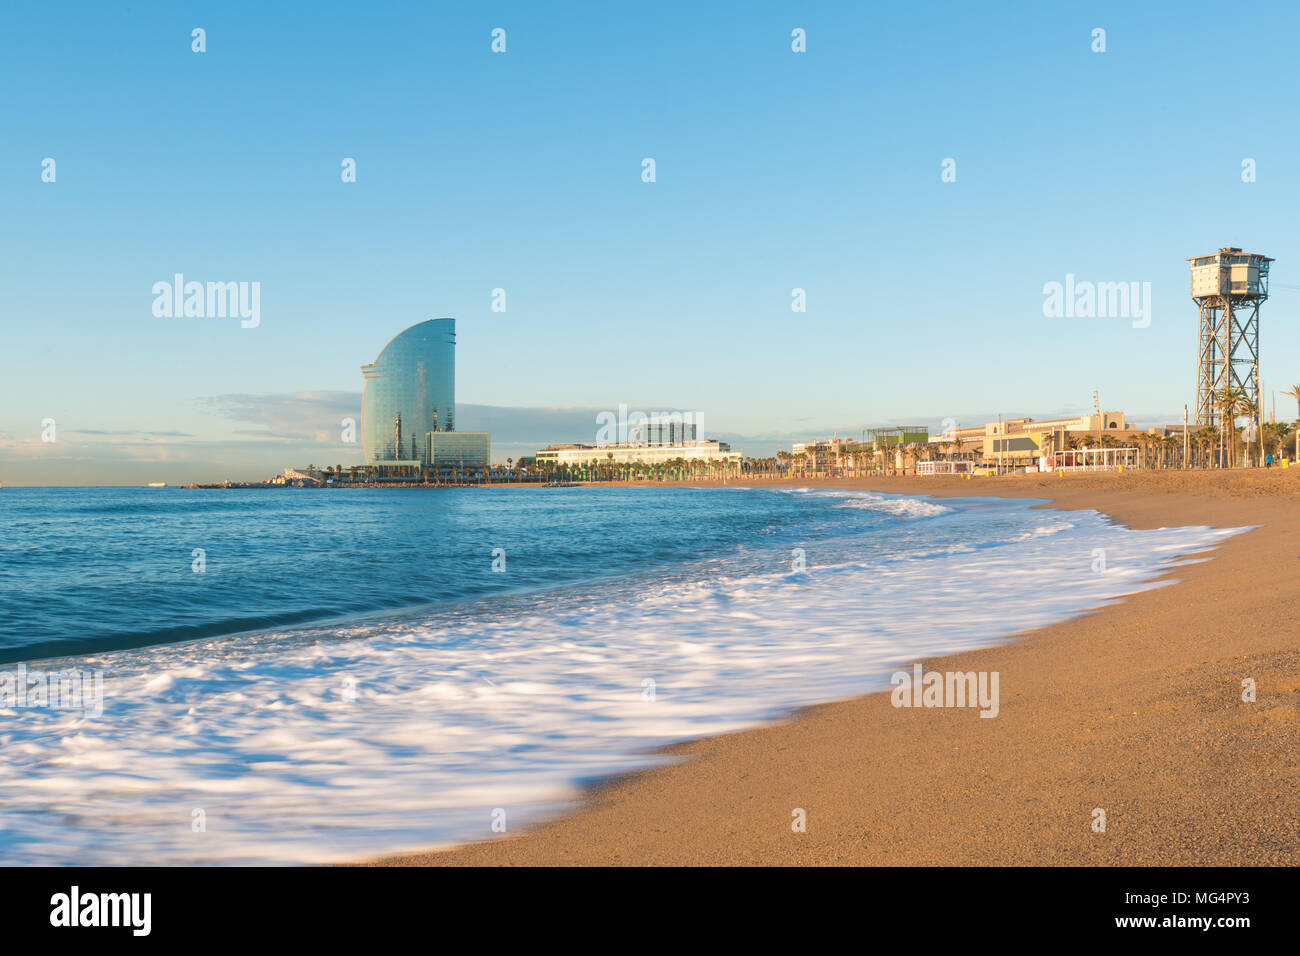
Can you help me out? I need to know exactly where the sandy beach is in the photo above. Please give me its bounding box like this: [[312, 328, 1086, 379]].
[[368, 470, 1300, 866]]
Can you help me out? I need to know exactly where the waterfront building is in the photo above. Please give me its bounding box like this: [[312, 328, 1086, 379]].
[[359, 318, 492, 480], [361, 319, 456, 466], [980, 412, 1130, 467], [280, 467, 321, 486], [791, 438, 856, 474], [426, 431, 491, 477], [535, 439, 737, 471]]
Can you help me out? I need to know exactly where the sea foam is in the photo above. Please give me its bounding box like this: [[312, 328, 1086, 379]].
[[0, 491, 1242, 865]]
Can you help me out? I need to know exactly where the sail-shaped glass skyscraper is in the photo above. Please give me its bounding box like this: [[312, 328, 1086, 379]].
[[361, 318, 455, 465]]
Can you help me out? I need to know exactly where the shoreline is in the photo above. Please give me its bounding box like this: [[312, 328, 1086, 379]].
[[365, 470, 1300, 865]]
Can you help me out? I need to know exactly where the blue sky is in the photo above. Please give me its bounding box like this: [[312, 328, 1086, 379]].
[[4, 0, 1300, 483]]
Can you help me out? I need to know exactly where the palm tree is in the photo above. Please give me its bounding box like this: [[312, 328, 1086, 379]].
[[1162, 434, 1178, 469], [903, 444, 921, 475], [1215, 386, 1251, 467], [1284, 384, 1300, 461], [1262, 422, 1286, 464], [1283, 424, 1299, 464], [1192, 427, 1214, 469], [1128, 432, 1146, 469]]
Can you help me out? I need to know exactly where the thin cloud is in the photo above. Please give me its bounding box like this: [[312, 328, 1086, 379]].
[[67, 429, 195, 438], [200, 391, 361, 442]]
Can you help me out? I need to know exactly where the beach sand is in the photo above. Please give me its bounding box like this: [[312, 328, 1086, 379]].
[[367, 470, 1300, 865]]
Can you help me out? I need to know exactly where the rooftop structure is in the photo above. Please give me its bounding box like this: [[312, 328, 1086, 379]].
[[619, 418, 698, 446], [865, 426, 929, 447]]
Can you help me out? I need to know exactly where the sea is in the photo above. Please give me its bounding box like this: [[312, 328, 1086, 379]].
[[0, 485, 1241, 864]]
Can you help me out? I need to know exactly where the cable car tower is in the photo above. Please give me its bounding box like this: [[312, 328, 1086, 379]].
[[1189, 247, 1272, 426]]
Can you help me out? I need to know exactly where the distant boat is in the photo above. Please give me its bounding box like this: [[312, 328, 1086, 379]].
[[146, 482, 166, 488]]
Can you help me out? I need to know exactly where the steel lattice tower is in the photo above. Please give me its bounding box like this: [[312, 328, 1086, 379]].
[[1189, 248, 1271, 426]]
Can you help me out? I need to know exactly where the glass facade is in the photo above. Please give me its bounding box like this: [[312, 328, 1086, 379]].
[[630, 420, 697, 445], [361, 319, 455, 465], [426, 432, 491, 475]]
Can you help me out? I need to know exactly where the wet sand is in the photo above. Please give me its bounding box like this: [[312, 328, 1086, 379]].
[[367, 469, 1300, 865]]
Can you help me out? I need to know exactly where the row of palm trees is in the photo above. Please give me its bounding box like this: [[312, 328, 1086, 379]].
[[783, 442, 940, 477], [1197, 383, 1300, 468], [532, 455, 746, 483]]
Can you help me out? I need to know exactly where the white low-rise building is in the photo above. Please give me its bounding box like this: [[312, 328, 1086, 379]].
[[535, 440, 738, 469]]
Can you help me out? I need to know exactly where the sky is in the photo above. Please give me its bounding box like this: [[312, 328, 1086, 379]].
[[4, 0, 1300, 484]]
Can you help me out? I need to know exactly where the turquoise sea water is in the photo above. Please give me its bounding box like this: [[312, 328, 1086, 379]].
[[0, 484, 1017, 663], [0, 486, 1240, 863]]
